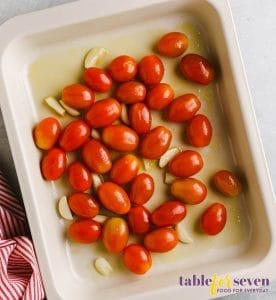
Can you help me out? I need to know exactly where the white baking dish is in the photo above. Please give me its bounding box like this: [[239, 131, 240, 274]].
[[0, 0, 275, 299]]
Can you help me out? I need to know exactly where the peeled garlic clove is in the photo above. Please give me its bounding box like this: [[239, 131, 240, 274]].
[[44, 96, 66, 116], [164, 172, 177, 184], [58, 196, 73, 220], [94, 257, 113, 276], [59, 100, 80, 116], [84, 47, 109, 68], [93, 215, 108, 223], [176, 222, 193, 244], [159, 148, 179, 168], [142, 159, 156, 171], [91, 129, 101, 139], [120, 103, 129, 124], [92, 173, 103, 190]]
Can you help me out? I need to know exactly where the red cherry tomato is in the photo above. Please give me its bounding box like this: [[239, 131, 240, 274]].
[[166, 94, 201, 122], [110, 154, 140, 185], [171, 178, 207, 204], [98, 182, 130, 214], [129, 173, 154, 205], [200, 203, 227, 235], [81, 139, 112, 174], [213, 170, 242, 197], [59, 120, 90, 152], [41, 148, 66, 180], [138, 55, 164, 85], [179, 54, 215, 85], [85, 98, 121, 128], [68, 219, 101, 243], [146, 83, 174, 110], [67, 161, 92, 192], [140, 126, 172, 159], [62, 83, 94, 109], [157, 32, 188, 57], [102, 125, 139, 152], [123, 244, 152, 275], [169, 150, 203, 178], [144, 228, 178, 252], [127, 206, 151, 235], [68, 193, 99, 218], [34, 117, 61, 150], [151, 200, 186, 227], [102, 217, 129, 253], [129, 103, 152, 134], [108, 55, 137, 82], [115, 81, 146, 104], [83, 67, 112, 92]]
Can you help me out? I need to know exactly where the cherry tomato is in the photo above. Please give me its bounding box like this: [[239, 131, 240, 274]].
[[81, 139, 112, 174], [123, 244, 152, 275], [67, 161, 92, 192], [166, 94, 201, 122], [41, 148, 66, 180], [144, 228, 178, 252], [127, 206, 151, 235], [68, 193, 99, 218], [213, 170, 242, 197], [169, 150, 203, 178], [140, 126, 172, 159], [115, 81, 146, 104], [83, 67, 112, 92], [200, 203, 227, 235], [102, 125, 139, 152], [129, 173, 154, 205], [110, 154, 140, 185], [102, 217, 129, 253], [146, 83, 174, 110], [108, 55, 137, 82], [179, 54, 215, 85], [59, 120, 90, 152], [138, 55, 164, 85], [151, 200, 186, 227], [85, 98, 121, 128], [98, 182, 130, 214], [129, 103, 152, 134], [62, 83, 94, 109], [171, 178, 207, 204], [157, 32, 188, 57], [68, 219, 101, 243], [34, 117, 61, 150]]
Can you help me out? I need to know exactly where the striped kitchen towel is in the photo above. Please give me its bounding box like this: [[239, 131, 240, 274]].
[[0, 170, 45, 300]]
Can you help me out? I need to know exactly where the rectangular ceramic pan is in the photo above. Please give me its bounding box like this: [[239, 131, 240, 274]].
[[0, 0, 276, 299]]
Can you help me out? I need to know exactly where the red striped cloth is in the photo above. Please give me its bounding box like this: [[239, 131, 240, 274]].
[[0, 170, 45, 300]]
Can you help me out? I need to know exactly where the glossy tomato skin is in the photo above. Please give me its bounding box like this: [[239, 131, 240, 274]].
[[129, 103, 152, 134], [102, 125, 139, 152], [83, 67, 112, 92], [85, 98, 121, 128], [108, 55, 137, 82], [140, 126, 172, 159], [115, 81, 146, 104], [41, 148, 66, 180], [110, 154, 140, 185], [144, 227, 178, 252], [146, 83, 174, 110], [59, 120, 90, 152], [138, 55, 164, 85], [166, 94, 201, 122], [200, 203, 227, 235], [62, 83, 94, 109], [67, 161, 92, 192], [213, 170, 242, 197], [34, 117, 61, 150], [123, 244, 152, 275], [151, 201, 186, 227], [157, 32, 188, 57], [127, 206, 151, 235], [179, 54, 215, 85], [81, 139, 112, 174], [68, 193, 99, 218], [169, 150, 203, 178], [98, 182, 131, 214], [171, 178, 207, 204], [68, 219, 101, 243], [187, 114, 212, 147], [102, 217, 129, 253], [129, 173, 154, 205]]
